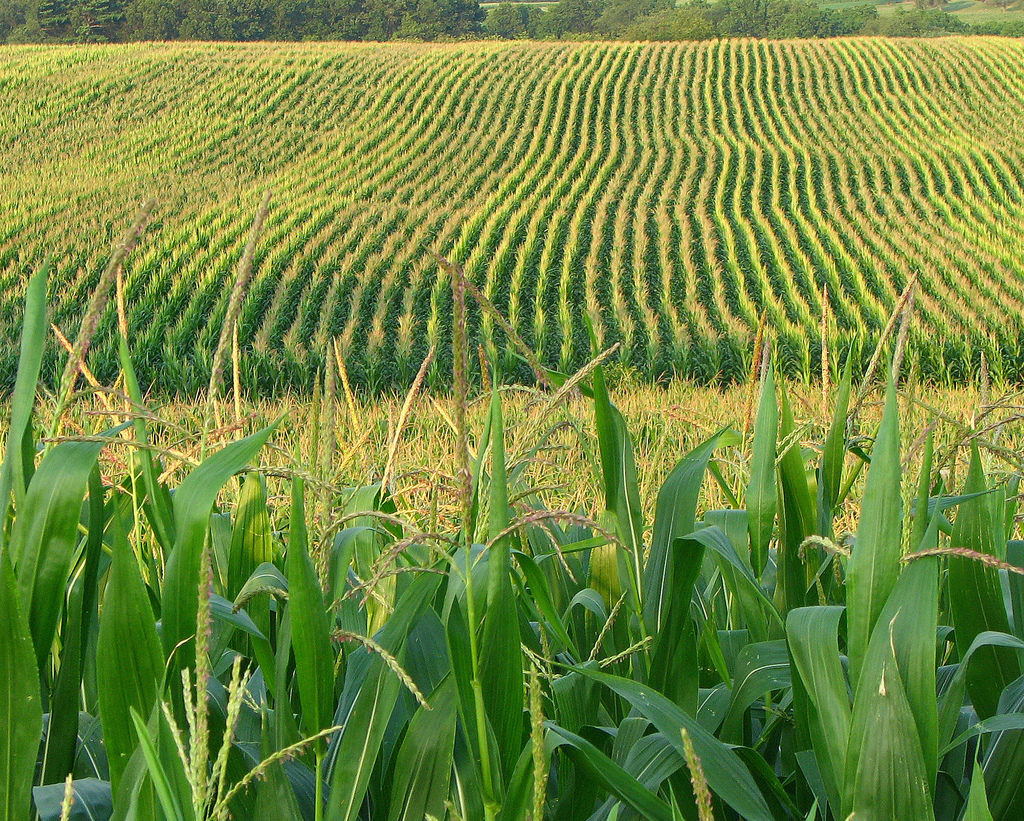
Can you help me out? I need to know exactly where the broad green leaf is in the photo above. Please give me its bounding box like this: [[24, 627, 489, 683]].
[[722, 640, 790, 742], [161, 422, 277, 675], [233, 562, 289, 611], [846, 376, 901, 690], [843, 646, 933, 820], [228, 471, 274, 599], [747, 367, 778, 577], [817, 354, 852, 537], [41, 467, 105, 787], [776, 381, 816, 613], [981, 672, 1024, 819], [285, 478, 335, 743], [32, 779, 112, 821], [546, 726, 673, 821], [645, 428, 734, 633], [786, 606, 850, 815], [11, 438, 106, 672], [481, 387, 524, 781], [0, 548, 41, 821], [592, 363, 644, 612], [0, 261, 48, 551], [949, 443, 1019, 719], [385, 676, 458, 821], [326, 651, 403, 821], [965, 759, 995, 821], [96, 512, 164, 793], [574, 666, 773, 821]]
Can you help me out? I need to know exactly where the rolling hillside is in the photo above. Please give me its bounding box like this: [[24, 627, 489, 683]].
[[3, 38, 1024, 391]]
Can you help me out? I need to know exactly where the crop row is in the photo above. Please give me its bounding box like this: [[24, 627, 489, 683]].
[[2, 38, 1024, 391]]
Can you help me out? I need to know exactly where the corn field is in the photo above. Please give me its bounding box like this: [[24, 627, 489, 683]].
[[4, 239, 1024, 819], [4, 38, 1024, 392]]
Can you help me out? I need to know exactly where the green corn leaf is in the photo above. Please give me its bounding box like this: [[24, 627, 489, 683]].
[[786, 606, 850, 815], [385, 676, 458, 821], [592, 364, 644, 613], [847, 551, 940, 809], [512, 551, 577, 657], [949, 443, 1020, 719], [326, 650, 403, 821], [573, 666, 773, 821], [776, 381, 816, 614], [645, 428, 734, 634], [11, 438, 106, 673], [980, 672, 1024, 819], [161, 422, 277, 674], [721, 640, 790, 742], [233, 561, 289, 610], [96, 511, 164, 793], [938, 632, 1024, 752], [285, 478, 335, 743], [965, 759, 996, 821], [0, 548, 41, 821], [481, 387, 524, 781], [546, 725, 673, 821], [817, 354, 852, 537], [128, 708, 188, 821], [118, 335, 174, 552], [842, 645, 933, 820], [41, 467, 105, 787], [747, 367, 778, 578], [32, 778, 112, 821], [846, 376, 901, 690], [0, 261, 48, 551], [228, 471, 274, 599]]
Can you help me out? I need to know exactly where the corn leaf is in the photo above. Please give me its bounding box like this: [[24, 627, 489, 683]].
[[0, 547, 41, 821], [480, 387, 524, 781], [846, 377, 901, 690], [0, 261, 48, 551], [11, 438, 106, 673], [385, 676, 458, 821], [747, 367, 778, 577], [949, 443, 1020, 719], [786, 606, 850, 815], [573, 666, 773, 821], [161, 422, 277, 674], [285, 478, 335, 742], [96, 511, 164, 793]]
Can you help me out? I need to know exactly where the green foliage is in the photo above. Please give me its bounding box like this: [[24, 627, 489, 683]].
[[5, 254, 1024, 821]]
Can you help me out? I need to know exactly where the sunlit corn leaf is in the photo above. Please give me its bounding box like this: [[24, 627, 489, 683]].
[[949, 443, 1019, 720]]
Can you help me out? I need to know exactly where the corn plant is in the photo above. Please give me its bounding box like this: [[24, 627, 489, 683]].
[[4, 238, 1024, 821]]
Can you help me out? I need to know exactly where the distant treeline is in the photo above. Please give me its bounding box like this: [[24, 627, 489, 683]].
[[488, 0, 1024, 40], [1, 0, 1022, 43]]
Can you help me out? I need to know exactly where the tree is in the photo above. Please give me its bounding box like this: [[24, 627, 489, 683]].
[[486, 2, 530, 37]]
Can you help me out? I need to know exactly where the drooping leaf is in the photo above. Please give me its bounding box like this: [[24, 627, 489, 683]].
[[574, 666, 773, 821], [33, 778, 112, 821]]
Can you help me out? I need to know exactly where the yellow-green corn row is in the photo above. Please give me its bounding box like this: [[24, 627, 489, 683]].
[[2, 38, 1024, 392]]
